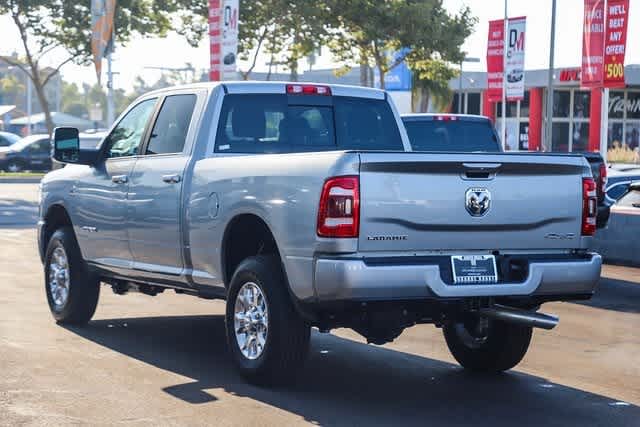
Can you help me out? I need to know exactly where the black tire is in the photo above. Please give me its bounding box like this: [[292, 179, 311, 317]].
[[44, 227, 100, 325], [443, 316, 532, 373], [6, 160, 24, 173], [225, 255, 310, 385]]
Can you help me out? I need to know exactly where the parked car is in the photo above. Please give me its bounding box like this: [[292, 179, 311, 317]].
[[611, 181, 640, 215], [401, 113, 610, 228], [0, 131, 20, 147], [0, 134, 51, 172], [39, 83, 601, 385], [605, 164, 640, 206]]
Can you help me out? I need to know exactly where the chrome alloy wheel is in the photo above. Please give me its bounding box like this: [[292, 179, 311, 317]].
[[48, 245, 70, 308], [234, 282, 269, 360]]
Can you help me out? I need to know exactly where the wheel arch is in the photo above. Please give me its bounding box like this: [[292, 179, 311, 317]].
[[41, 204, 76, 258]]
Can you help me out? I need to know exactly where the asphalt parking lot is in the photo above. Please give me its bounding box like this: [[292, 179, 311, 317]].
[[1, 183, 639, 426]]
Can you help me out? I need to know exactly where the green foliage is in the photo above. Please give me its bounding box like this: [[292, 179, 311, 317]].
[[326, 0, 476, 89]]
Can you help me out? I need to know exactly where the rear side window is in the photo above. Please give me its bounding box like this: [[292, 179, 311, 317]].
[[146, 94, 197, 155], [403, 119, 500, 152], [214, 94, 403, 153]]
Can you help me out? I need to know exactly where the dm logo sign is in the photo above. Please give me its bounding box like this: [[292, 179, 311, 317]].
[[465, 188, 491, 217]]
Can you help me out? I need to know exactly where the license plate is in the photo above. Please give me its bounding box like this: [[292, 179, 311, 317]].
[[451, 255, 498, 284]]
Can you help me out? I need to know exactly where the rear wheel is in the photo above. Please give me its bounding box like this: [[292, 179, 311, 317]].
[[44, 227, 100, 325], [443, 315, 532, 373], [6, 160, 24, 173], [225, 255, 310, 385]]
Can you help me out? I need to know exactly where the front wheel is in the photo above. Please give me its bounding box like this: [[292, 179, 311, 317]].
[[6, 160, 24, 173], [443, 315, 532, 373], [225, 255, 310, 385], [44, 227, 100, 325]]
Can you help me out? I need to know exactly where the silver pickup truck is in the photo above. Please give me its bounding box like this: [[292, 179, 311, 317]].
[[39, 82, 601, 385]]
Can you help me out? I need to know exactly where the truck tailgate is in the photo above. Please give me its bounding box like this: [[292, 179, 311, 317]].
[[358, 152, 590, 252]]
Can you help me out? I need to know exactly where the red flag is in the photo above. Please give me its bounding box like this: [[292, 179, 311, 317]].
[[603, 0, 629, 88], [581, 0, 605, 87], [486, 19, 505, 102]]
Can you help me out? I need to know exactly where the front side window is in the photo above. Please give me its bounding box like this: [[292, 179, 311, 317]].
[[27, 139, 49, 153], [105, 98, 156, 158], [146, 94, 197, 155]]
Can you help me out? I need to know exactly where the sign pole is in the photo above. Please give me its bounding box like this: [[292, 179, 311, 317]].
[[501, 0, 507, 150], [544, 0, 557, 151]]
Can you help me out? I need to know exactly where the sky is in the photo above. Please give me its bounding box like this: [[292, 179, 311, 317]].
[[1, 0, 639, 92]]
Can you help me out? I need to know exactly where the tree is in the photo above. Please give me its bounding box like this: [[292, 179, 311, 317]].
[[410, 59, 457, 113], [327, 0, 475, 90], [0, 0, 190, 135]]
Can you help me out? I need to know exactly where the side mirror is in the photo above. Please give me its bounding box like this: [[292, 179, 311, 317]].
[[52, 127, 98, 166]]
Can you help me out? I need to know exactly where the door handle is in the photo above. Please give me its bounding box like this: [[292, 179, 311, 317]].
[[111, 175, 129, 184], [162, 174, 181, 184]]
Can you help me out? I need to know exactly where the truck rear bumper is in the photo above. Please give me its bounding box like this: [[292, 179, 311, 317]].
[[313, 253, 601, 301]]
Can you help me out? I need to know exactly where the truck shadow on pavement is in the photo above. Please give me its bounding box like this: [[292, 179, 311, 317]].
[[0, 198, 38, 229], [64, 315, 639, 426], [575, 276, 640, 314]]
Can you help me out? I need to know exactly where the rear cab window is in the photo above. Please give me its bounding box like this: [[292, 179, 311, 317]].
[[214, 94, 404, 153], [403, 117, 501, 152]]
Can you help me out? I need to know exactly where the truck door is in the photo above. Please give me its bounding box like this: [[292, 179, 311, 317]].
[[127, 93, 198, 282], [72, 98, 157, 273]]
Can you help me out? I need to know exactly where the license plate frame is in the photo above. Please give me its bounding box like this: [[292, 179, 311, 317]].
[[451, 254, 498, 285]]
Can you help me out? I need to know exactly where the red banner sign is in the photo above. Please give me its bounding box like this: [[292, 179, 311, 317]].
[[209, 0, 222, 81], [581, 0, 605, 87], [486, 19, 505, 102], [603, 0, 629, 88]]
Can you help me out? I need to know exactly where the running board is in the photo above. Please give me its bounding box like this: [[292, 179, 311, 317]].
[[477, 304, 559, 330]]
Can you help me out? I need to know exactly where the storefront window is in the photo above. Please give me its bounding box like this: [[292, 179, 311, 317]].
[[572, 122, 589, 152], [495, 101, 518, 118], [519, 122, 530, 150], [608, 122, 624, 148], [553, 91, 571, 118], [520, 91, 530, 117], [573, 91, 590, 119], [626, 122, 640, 150], [627, 92, 640, 120], [608, 91, 626, 119], [467, 93, 481, 115], [552, 122, 569, 152]]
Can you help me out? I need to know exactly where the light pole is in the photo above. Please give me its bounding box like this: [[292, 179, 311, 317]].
[[458, 56, 480, 114], [544, 0, 558, 151], [501, 0, 508, 149]]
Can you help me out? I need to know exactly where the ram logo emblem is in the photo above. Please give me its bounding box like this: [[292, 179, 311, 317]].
[[465, 188, 491, 217]]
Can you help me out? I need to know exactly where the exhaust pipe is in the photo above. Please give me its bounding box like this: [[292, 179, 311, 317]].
[[477, 304, 559, 330]]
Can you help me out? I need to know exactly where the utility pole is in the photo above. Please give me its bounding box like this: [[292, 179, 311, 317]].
[[26, 73, 32, 136], [501, 0, 508, 149], [544, 0, 558, 151], [106, 28, 115, 128]]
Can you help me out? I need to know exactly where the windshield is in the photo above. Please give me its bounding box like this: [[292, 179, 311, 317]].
[[215, 94, 404, 153], [0, 132, 20, 145], [403, 118, 500, 152]]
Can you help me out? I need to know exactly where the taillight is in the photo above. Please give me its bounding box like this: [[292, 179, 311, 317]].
[[582, 178, 597, 236], [599, 163, 607, 196], [286, 84, 331, 96], [317, 176, 359, 238]]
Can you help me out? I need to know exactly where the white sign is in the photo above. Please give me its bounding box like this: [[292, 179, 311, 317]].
[[505, 17, 526, 101], [221, 0, 239, 76]]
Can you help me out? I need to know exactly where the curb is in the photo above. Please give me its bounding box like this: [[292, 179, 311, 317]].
[[0, 177, 43, 184]]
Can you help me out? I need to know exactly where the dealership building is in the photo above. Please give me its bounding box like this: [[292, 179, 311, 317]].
[[450, 65, 640, 157]]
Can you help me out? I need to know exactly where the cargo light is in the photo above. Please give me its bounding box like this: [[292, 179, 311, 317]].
[[317, 176, 359, 238], [435, 115, 458, 121], [582, 178, 597, 236], [286, 84, 332, 95]]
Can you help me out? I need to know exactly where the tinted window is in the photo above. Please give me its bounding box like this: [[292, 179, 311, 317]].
[[146, 94, 197, 155], [617, 188, 640, 208], [215, 94, 403, 153], [27, 139, 49, 153], [105, 98, 156, 158], [403, 119, 500, 152], [0, 132, 20, 147]]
